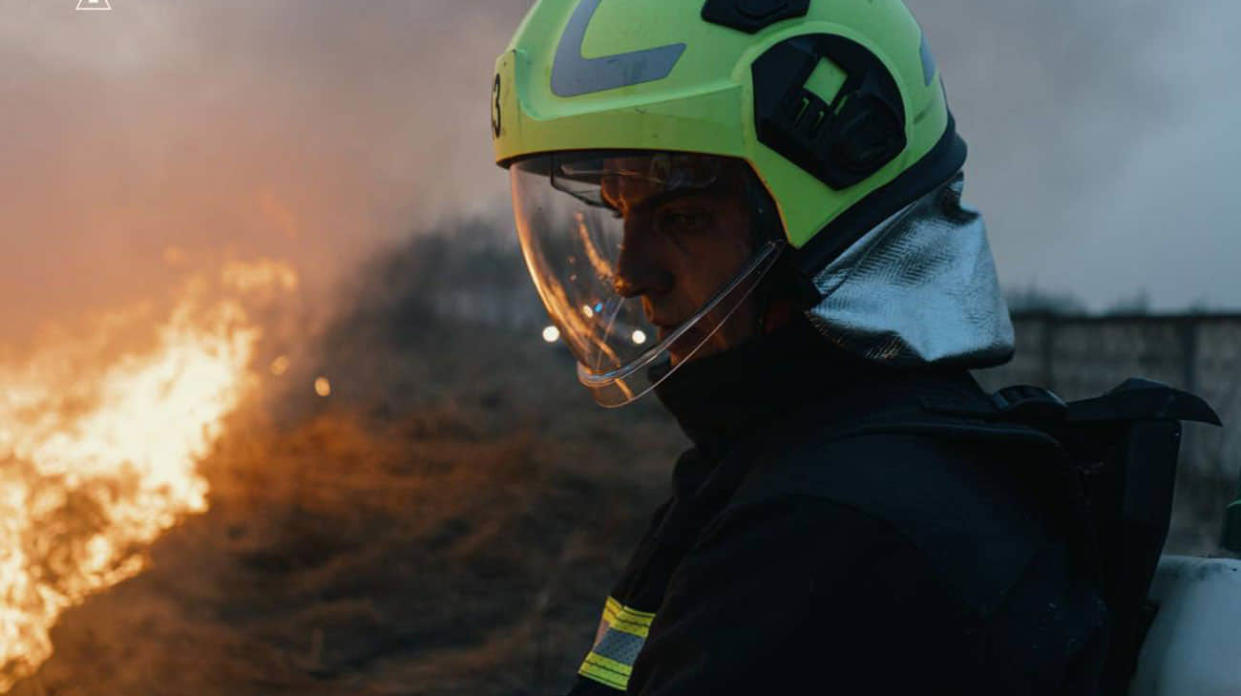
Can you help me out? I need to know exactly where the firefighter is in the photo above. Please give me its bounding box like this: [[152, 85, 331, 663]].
[[492, 1, 1107, 693]]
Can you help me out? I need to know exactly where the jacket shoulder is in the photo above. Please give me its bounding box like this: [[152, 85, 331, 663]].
[[728, 421, 1067, 615]]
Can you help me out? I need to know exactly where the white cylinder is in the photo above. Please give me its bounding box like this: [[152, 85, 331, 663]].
[[1131, 556, 1241, 696]]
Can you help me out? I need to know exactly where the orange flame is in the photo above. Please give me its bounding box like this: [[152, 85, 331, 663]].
[[0, 260, 296, 691]]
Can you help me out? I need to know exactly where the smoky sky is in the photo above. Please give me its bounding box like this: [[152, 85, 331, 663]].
[[908, 0, 1241, 311], [1, 0, 1238, 342]]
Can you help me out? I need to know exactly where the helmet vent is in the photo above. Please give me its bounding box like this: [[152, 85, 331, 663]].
[[753, 35, 908, 190], [702, 0, 810, 34]]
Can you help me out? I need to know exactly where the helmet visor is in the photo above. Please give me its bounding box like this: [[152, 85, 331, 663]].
[[510, 151, 784, 407]]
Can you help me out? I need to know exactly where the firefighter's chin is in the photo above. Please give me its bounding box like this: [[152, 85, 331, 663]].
[[662, 304, 765, 366], [662, 324, 721, 367]]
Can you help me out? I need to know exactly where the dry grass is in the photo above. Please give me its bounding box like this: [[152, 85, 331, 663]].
[[11, 317, 686, 696]]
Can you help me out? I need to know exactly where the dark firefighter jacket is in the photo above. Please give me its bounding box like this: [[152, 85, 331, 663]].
[[564, 317, 1107, 696]]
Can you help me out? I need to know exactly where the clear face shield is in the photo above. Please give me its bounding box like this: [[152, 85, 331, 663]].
[[510, 151, 786, 407]]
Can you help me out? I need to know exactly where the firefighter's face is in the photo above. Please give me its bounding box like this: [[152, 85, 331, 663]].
[[602, 164, 757, 364]]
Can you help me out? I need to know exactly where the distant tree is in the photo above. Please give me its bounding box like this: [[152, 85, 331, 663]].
[[1186, 298, 1217, 316], [1104, 289, 1152, 316], [1004, 285, 1089, 316]]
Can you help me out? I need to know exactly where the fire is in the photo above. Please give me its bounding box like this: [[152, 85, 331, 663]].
[[0, 260, 295, 691], [222, 259, 299, 294]]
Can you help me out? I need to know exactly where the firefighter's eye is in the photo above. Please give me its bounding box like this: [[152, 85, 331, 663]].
[[656, 209, 709, 235]]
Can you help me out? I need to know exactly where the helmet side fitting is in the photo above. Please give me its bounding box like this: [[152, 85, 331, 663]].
[[709, 0, 968, 307]]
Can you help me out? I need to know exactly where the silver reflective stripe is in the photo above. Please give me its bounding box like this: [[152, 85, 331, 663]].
[[592, 627, 646, 666], [919, 32, 937, 86], [551, 0, 687, 98]]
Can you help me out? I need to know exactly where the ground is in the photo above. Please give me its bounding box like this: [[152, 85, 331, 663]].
[[12, 315, 685, 696]]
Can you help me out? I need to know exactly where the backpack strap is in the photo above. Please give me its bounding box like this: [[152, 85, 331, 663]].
[[918, 378, 1220, 429], [720, 376, 1076, 616], [1066, 378, 1221, 426]]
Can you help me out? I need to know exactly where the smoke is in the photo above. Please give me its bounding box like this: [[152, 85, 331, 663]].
[[908, 0, 1241, 311], [0, 0, 530, 341]]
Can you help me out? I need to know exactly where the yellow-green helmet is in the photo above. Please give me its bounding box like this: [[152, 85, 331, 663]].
[[493, 0, 973, 406], [493, 0, 965, 254]]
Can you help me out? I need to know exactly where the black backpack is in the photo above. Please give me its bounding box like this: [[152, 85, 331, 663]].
[[921, 378, 1222, 695], [645, 373, 1221, 694]]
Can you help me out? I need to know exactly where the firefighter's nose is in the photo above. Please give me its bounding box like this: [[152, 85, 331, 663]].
[[614, 220, 673, 299]]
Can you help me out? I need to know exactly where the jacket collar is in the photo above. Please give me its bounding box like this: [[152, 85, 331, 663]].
[[652, 315, 909, 459]]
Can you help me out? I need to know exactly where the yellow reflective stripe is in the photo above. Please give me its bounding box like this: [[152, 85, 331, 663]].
[[602, 597, 654, 638], [583, 652, 633, 677], [605, 596, 655, 619], [604, 615, 651, 638], [603, 605, 655, 627], [578, 652, 630, 690]]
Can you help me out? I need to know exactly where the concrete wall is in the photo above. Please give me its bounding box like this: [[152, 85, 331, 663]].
[[976, 313, 1241, 555]]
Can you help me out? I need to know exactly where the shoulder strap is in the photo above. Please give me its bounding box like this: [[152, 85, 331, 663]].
[[720, 380, 1076, 615]]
